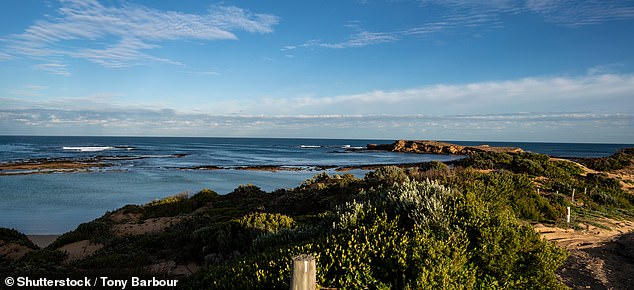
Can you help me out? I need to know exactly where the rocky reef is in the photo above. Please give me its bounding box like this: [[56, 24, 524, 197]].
[[366, 140, 523, 155]]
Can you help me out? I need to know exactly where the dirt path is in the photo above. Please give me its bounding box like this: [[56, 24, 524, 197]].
[[535, 219, 634, 289]]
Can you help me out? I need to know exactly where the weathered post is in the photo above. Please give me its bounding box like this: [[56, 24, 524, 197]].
[[572, 188, 575, 203], [566, 206, 571, 224], [290, 254, 316, 290]]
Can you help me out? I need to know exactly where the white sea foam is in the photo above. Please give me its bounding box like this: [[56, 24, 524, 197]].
[[62, 146, 114, 152], [300, 145, 321, 148]]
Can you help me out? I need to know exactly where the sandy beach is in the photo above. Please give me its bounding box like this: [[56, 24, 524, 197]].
[[27, 235, 60, 248]]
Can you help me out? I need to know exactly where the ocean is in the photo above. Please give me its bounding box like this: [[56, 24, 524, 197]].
[[0, 136, 632, 234]]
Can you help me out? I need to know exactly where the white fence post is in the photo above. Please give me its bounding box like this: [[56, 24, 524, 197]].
[[566, 206, 571, 224], [290, 254, 316, 290]]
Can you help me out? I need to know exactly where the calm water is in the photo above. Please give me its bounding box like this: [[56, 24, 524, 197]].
[[0, 136, 631, 234]]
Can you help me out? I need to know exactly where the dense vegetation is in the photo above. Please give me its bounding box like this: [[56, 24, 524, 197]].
[[577, 148, 634, 172], [1, 148, 633, 289]]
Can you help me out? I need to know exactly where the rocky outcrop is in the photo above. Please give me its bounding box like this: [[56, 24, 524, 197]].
[[366, 140, 523, 155]]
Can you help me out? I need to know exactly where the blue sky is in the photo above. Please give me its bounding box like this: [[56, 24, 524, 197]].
[[0, 0, 633, 142]]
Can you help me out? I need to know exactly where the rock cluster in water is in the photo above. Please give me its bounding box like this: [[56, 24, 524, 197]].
[[366, 140, 523, 155]]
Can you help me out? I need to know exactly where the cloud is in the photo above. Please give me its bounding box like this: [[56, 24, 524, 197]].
[[1, 72, 632, 141], [525, 0, 634, 27], [1, 108, 631, 142], [190, 73, 634, 116], [312, 31, 400, 49], [294, 0, 634, 50], [1, 0, 279, 71], [0, 51, 11, 60], [4, 72, 632, 117], [32, 63, 71, 76]]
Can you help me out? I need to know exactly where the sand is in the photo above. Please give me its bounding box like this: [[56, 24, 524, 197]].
[[27, 235, 60, 248], [535, 218, 634, 289]]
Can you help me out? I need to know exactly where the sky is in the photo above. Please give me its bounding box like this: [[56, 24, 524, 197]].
[[0, 0, 633, 143]]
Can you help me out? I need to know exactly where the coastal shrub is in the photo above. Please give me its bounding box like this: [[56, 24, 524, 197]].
[[300, 172, 331, 189], [458, 152, 513, 169], [300, 173, 358, 190], [236, 213, 295, 233], [459, 151, 582, 181], [544, 160, 582, 178], [182, 180, 567, 289], [269, 173, 361, 216], [0, 228, 38, 249], [252, 222, 325, 251], [143, 192, 191, 218], [375, 180, 456, 230], [511, 158, 545, 176], [443, 170, 564, 222], [48, 218, 113, 248], [584, 173, 621, 190], [6, 249, 67, 278], [417, 160, 450, 171], [142, 189, 220, 219], [190, 188, 219, 206], [229, 184, 267, 198], [193, 222, 254, 255], [579, 148, 634, 171], [364, 165, 409, 185]]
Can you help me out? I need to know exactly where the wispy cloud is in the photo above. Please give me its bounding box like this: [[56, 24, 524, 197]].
[[32, 63, 71, 76], [525, 0, 634, 27], [179, 70, 220, 77], [310, 31, 400, 49], [292, 0, 634, 50], [1, 0, 279, 72], [0, 51, 11, 60]]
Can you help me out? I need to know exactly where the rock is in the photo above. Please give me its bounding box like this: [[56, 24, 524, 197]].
[[366, 140, 523, 155]]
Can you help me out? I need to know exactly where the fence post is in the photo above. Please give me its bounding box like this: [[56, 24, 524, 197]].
[[290, 254, 316, 290], [566, 207, 571, 224], [572, 188, 575, 203]]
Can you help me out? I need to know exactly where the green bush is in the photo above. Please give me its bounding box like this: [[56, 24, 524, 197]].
[[229, 184, 267, 198], [190, 188, 219, 206], [579, 148, 633, 171], [443, 170, 564, 222], [364, 165, 409, 185], [236, 213, 295, 233], [48, 218, 113, 248], [143, 192, 191, 218], [0, 228, 38, 249], [182, 180, 567, 289]]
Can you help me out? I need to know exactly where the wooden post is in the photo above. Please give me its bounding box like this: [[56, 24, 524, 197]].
[[572, 188, 575, 203], [537, 188, 540, 195], [566, 207, 571, 223], [290, 254, 316, 290]]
